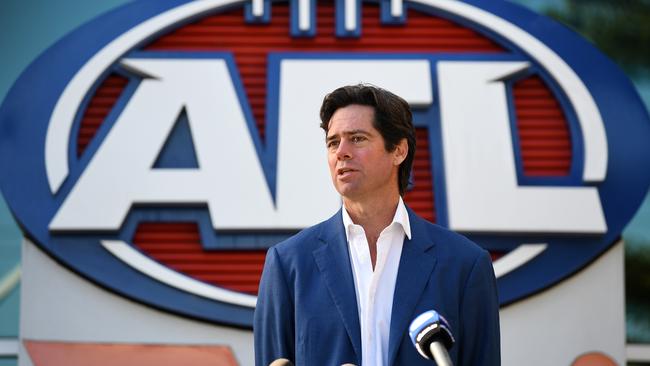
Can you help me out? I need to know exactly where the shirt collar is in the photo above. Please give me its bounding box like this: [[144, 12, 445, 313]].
[[341, 197, 412, 241]]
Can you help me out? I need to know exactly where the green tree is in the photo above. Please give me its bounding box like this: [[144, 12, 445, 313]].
[[546, 0, 650, 77]]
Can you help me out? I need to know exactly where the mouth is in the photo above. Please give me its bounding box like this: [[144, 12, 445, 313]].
[[337, 167, 357, 177]]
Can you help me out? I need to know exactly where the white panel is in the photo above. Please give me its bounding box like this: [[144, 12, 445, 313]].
[[252, 0, 264, 17], [500, 241, 626, 365], [344, 0, 357, 31], [628, 344, 650, 362], [391, 0, 403, 17], [18, 239, 255, 366], [438, 61, 607, 233], [299, 0, 310, 31]]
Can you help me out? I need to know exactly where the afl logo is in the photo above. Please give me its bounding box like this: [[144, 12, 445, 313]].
[[0, 0, 648, 327]]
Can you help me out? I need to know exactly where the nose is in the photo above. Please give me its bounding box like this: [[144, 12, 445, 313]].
[[335, 139, 352, 160]]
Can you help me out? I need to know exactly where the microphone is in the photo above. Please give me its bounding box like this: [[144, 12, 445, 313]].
[[269, 359, 293, 366], [269, 359, 355, 366], [408, 310, 455, 366]]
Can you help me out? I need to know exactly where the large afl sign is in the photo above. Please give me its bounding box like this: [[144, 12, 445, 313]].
[[0, 0, 648, 327]]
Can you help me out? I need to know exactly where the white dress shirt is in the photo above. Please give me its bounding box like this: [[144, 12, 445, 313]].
[[342, 197, 411, 366]]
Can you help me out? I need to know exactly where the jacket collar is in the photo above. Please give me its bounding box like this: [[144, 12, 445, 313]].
[[387, 207, 438, 365], [312, 209, 362, 362]]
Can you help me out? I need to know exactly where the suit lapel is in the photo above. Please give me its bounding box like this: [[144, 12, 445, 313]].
[[387, 209, 438, 365], [312, 211, 362, 362]]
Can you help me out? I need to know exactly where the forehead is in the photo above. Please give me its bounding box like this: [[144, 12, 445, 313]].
[[326, 104, 376, 136]]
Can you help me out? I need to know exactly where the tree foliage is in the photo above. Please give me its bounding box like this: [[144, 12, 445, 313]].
[[545, 0, 650, 77]]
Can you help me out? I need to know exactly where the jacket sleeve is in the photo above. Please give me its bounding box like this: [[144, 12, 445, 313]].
[[254, 246, 295, 366], [458, 250, 501, 366]]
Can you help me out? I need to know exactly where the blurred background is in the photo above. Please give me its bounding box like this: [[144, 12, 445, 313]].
[[0, 0, 648, 365], [510, 0, 650, 356]]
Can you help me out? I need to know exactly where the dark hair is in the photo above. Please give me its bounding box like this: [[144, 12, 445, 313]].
[[319, 84, 416, 196]]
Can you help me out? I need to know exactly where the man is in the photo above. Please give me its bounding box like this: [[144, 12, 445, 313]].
[[254, 84, 500, 366]]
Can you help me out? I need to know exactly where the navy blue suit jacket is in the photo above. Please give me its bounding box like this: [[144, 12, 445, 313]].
[[254, 207, 500, 366]]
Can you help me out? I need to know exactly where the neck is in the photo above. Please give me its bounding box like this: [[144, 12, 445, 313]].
[[343, 191, 401, 270], [343, 192, 401, 238]]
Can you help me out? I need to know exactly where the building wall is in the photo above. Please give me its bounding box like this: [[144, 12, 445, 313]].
[[17, 239, 254, 366]]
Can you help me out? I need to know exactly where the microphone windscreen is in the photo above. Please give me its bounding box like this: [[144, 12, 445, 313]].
[[408, 309, 455, 360]]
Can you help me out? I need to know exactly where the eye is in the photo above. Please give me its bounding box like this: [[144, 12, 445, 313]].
[[326, 140, 339, 149], [351, 135, 366, 143]]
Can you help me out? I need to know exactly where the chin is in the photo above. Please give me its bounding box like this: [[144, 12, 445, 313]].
[[337, 188, 364, 202], [335, 185, 356, 199]]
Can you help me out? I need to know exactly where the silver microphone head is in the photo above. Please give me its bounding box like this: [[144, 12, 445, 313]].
[[269, 358, 293, 366]]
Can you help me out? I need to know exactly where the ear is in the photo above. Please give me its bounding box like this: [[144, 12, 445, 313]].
[[393, 138, 408, 166]]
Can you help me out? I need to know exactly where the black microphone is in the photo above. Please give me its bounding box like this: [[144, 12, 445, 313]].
[[408, 310, 455, 366], [268, 359, 293, 366]]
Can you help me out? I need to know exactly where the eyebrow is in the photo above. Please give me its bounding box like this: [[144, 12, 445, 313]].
[[326, 129, 371, 142]]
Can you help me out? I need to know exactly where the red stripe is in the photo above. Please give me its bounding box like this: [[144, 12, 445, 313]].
[[513, 76, 572, 176], [133, 222, 266, 294], [77, 74, 128, 156], [404, 128, 435, 223]]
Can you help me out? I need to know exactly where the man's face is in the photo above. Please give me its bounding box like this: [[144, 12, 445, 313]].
[[326, 104, 405, 202]]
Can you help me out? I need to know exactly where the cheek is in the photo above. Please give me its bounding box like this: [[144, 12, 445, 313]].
[[327, 154, 337, 174], [371, 154, 397, 177]]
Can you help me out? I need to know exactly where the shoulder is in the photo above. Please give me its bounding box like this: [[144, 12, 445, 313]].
[[409, 210, 488, 264], [410, 214, 496, 297], [260, 212, 342, 290], [267, 210, 341, 265], [273, 215, 334, 253]]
